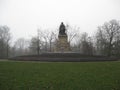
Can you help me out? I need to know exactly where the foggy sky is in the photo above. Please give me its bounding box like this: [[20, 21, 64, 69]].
[[0, 0, 120, 41]]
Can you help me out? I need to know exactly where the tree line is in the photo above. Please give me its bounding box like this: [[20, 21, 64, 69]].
[[0, 19, 120, 58]]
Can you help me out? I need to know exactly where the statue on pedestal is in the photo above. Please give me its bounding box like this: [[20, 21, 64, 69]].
[[54, 22, 71, 52], [59, 22, 66, 35]]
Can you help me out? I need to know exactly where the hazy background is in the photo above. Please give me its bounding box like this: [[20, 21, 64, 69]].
[[0, 0, 120, 41]]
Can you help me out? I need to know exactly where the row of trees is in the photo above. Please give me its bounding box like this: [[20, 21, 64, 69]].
[[95, 20, 120, 56], [0, 19, 120, 58], [0, 26, 11, 58]]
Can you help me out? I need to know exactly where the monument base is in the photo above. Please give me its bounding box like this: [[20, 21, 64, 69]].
[[9, 53, 118, 62], [55, 35, 71, 52]]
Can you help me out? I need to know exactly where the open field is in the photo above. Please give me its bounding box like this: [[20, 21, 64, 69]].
[[0, 60, 120, 90]]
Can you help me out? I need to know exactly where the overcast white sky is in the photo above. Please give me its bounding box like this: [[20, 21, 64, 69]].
[[0, 0, 120, 41]]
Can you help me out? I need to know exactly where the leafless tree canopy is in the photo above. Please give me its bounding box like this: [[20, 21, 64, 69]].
[[95, 19, 120, 56]]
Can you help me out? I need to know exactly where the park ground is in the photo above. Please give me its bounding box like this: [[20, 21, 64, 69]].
[[0, 60, 120, 90]]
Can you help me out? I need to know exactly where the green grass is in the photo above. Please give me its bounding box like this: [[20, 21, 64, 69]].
[[0, 61, 120, 90]]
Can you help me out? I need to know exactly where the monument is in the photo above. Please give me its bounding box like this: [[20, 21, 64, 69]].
[[55, 22, 71, 52], [10, 22, 118, 62]]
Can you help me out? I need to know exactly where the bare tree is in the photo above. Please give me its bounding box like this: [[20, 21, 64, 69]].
[[95, 19, 120, 56], [13, 38, 29, 56], [37, 29, 41, 55], [95, 28, 107, 55], [113, 35, 120, 56], [40, 29, 57, 52], [29, 36, 43, 55], [48, 31, 57, 52], [29, 37, 38, 54], [79, 32, 94, 55], [0, 25, 11, 58], [66, 24, 80, 45], [29, 28, 45, 54]]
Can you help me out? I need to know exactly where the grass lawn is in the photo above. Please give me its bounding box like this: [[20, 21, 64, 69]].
[[0, 61, 120, 90]]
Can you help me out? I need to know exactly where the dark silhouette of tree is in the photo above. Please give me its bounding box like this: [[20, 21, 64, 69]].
[[0, 25, 11, 58], [95, 19, 120, 56]]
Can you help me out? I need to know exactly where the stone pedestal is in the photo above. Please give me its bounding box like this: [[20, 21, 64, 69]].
[[55, 35, 71, 52]]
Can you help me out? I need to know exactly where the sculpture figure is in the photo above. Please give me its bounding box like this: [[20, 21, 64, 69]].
[[59, 22, 66, 35]]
